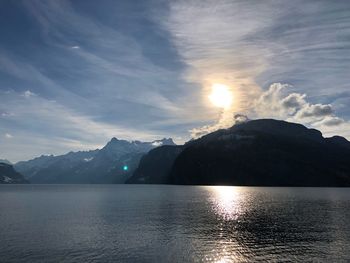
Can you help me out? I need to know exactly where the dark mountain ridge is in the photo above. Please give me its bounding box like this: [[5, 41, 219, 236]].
[[127, 145, 183, 184], [128, 119, 350, 186], [0, 163, 29, 184]]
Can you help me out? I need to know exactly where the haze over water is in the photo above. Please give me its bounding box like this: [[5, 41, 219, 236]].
[[0, 185, 349, 262]]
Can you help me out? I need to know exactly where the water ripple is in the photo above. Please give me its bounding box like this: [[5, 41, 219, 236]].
[[0, 185, 350, 262]]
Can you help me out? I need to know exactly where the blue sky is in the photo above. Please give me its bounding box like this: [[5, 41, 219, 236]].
[[1, 0, 350, 162]]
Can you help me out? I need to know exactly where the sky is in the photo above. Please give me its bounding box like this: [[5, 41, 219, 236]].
[[0, 0, 349, 162]]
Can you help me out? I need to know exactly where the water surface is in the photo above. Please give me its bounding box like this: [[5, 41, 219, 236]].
[[0, 185, 349, 262]]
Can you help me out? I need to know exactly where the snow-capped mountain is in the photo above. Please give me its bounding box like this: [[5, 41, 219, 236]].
[[15, 138, 175, 183]]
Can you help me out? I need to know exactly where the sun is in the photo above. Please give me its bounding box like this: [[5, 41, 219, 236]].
[[209, 84, 233, 108]]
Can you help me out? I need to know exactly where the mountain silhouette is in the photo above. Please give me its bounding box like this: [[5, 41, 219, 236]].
[[0, 162, 29, 184], [128, 119, 350, 186]]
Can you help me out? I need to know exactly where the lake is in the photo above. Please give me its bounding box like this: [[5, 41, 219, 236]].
[[0, 185, 349, 262]]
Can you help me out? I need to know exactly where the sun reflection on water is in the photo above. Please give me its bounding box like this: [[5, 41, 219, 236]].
[[199, 186, 248, 262], [210, 186, 244, 221]]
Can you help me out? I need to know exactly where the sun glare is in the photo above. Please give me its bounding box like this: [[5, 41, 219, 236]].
[[209, 84, 233, 108]]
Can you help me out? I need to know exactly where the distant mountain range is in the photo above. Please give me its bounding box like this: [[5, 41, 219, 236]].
[[15, 138, 175, 183], [127, 119, 350, 187], [0, 163, 28, 184]]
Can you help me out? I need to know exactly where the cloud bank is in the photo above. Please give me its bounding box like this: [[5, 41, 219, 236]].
[[253, 83, 346, 129], [191, 82, 349, 139]]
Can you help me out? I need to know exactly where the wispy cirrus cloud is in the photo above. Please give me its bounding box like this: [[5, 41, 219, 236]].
[[163, 0, 274, 112], [164, 0, 350, 139], [0, 0, 197, 160], [0, 90, 166, 161]]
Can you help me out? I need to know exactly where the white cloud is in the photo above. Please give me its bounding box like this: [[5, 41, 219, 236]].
[[5, 133, 13, 139], [23, 90, 35, 98], [253, 83, 337, 123], [151, 141, 163, 147], [254, 83, 294, 119], [295, 104, 333, 119], [71, 46, 80, 49], [190, 113, 249, 138], [313, 116, 345, 127], [253, 83, 350, 139], [281, 93, 307, 113]]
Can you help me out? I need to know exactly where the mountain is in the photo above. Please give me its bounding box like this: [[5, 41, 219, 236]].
[[0, 159, 11, 165], [14, 150, 99, 183], [15, 138, 175, 183], [127, 145, 183, 184], [128, 119, 350, 187], [0, 163, 29, 184]]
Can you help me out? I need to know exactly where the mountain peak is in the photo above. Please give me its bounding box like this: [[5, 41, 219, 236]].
[[194, 119, 325, 146], [229, 119, 323, 141], [152, 138, 176, 147], [105, 137, 176, 148]]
